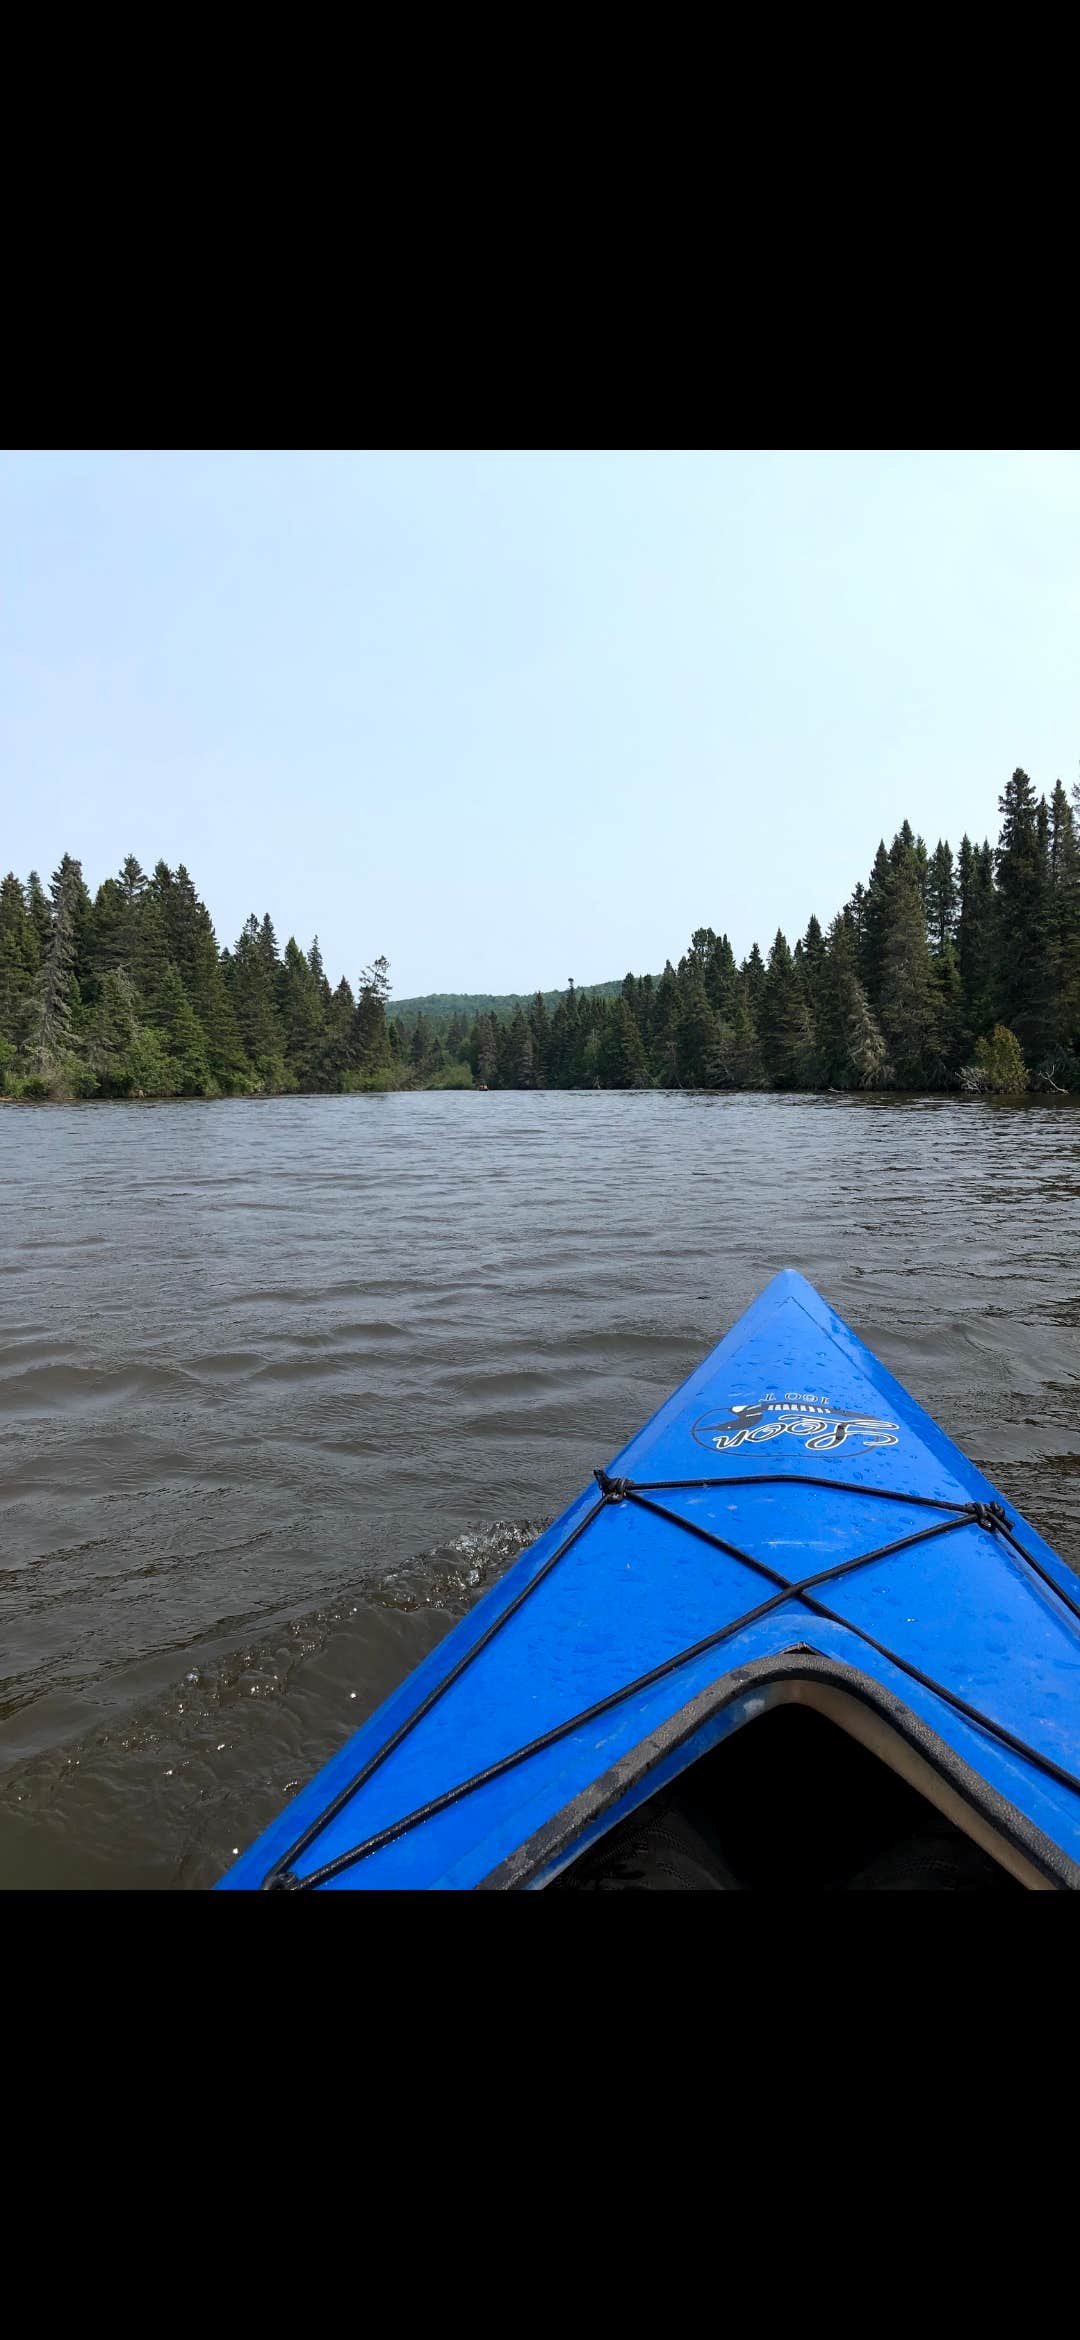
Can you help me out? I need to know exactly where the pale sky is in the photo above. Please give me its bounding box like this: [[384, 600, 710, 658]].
[[3, 449, 1078, 997]]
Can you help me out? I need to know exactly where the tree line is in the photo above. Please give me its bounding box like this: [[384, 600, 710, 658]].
[[1, 768, 1078, 1101]]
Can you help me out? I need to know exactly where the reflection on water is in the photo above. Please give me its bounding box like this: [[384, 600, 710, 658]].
[[0, 1090, 1077, 1887]]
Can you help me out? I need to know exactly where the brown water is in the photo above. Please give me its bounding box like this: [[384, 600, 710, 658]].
[[1, 1090, 1078, 1889]]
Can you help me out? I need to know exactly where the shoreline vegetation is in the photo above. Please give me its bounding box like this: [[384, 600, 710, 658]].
[[3, 769, 1078, 1105]]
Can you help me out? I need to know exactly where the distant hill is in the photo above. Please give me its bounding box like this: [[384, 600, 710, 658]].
[[389, 980, 625, 1025]]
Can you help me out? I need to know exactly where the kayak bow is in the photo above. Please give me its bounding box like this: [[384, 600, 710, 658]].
[[220, 1271, 1080, 1890]]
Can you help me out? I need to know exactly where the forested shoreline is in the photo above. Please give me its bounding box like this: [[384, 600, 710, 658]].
[[2, 769, 1078, 1102]]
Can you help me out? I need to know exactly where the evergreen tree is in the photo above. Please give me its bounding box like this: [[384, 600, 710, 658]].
[[956, 835, 996, 1047], [508, 1006, 536, 1087], [258, 913, 279, 975], [704, 933, 739, 1021], [90, 878, 127, 979], [472, 1012, 498, 1087], [26, 871, 52, 957], [926, 841, 958, 956], [356, 957, 392, 1069], [818, 915, 890, 1088], [230, 914, 285, 1079], [1047, 781, 1080, 1056], [995, 769, 1053, 1060], [88, 969, 143, 1093], [760, 931, 814, 1088], [860, 841, 892, 1004], [279, 937, 326, 1087], [676, 982, 720, 1087], [598, 996, 648, 1087], [877, 868, 941, 1086], [548, 980, 583, 1087], [151, 964, 211, 1093], [742, 942, 766, 1023], [799, 915, 827, 1020], [529, 991, 551, 1083], [323, 977, 359, 1087], [29, 856, 85, 1079], [0, 875, 39, 1060]]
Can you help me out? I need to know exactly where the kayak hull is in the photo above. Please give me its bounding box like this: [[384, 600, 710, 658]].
[[219, 1271, 1080, 1889]]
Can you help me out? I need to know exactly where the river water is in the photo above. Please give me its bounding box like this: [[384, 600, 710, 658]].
[[1, 1090, 1078, 1888]]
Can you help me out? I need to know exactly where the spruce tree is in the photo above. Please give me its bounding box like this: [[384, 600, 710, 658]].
[[926, 841, 958, 955], [594, 997, 645, 1087], [877, 869, 941, 1086], [676, 982, 719, 1087], [279, 938, 326, 1088], [529, 991, 551, 1082], [90, 878, 127, 979], [472, 1012, 498, 1087], [995, 768, 1052, 1060], [324, 977, 359, 1087], [508, 1006, 536, 1086], [30, 856, 85, 1079], [742, 942, 766, 1024], [819, 915, 889, 1088], [650, 963, 681, 1086], [760, 931, 814, 1088], [26, 871, 52, 957], [860, 841, 892, 1004], [956, 835, 996, 1046], [153, 964, 211, 1093], [230, 914, 285, 1081], [0, 875, 39, 1058], [356, 959, 392, 1070], [1048, 781, 1080, 1056]]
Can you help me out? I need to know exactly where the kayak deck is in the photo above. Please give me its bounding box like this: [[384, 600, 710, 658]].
[[220, 1270, 1080, 1890]]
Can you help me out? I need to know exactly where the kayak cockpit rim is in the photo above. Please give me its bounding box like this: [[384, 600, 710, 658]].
[[476, 1651, 1078, 1892]]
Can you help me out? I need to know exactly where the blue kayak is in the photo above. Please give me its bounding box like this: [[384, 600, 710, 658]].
[[220, 1271, 1080, 1890]]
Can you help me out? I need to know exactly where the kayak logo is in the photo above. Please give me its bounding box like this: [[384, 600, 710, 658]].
[[693, 1390, 900, 1455]]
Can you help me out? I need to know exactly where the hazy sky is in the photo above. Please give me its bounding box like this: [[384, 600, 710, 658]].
[[3, 450, 1078, 997]]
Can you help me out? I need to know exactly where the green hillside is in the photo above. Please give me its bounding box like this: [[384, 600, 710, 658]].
[[389, 979, 625, 1025]]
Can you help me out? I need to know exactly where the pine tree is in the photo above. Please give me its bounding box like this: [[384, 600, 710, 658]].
[[818, 915, 890, 1087], [599, 997, 648, 1087], [29, 856, 85, 1080], [704, 933, 739, 1021], [201, 961, 252, 1091], [356, 958, 392, 1069], [956, 835, 996, 1048], [258, 913, 280, 981], [278, 937, 326, 1088], [525, 991, 550, 1082], [995, 769, 1053, 1061], [472, 1012, 498, 1087], [860, 841, 892, 1005], [26, 871, 52, 957], [548, 980, 583, 1087], [760, 931, 814, 1088], [648, 963, 680, 1086], [90, 878, 127, 980], [1047, 780, 1080, 1056], [230, 914, 285, 1079], [508, 1006, 536, 1086], [308, 936, 331, 1006], [676, 982, 719, 1087], [153, 964, 211, 1093], [323, 977, 359, 1087], [89, 969, 143, 1092], [926, 841, 958, 956], [0, 874, 39, 1059], [877, 868, 941, 1086], [722, 975, 765, 1088]]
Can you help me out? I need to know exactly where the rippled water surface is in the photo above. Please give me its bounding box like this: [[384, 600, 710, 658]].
[[1, 1090, 1078, 1888]]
